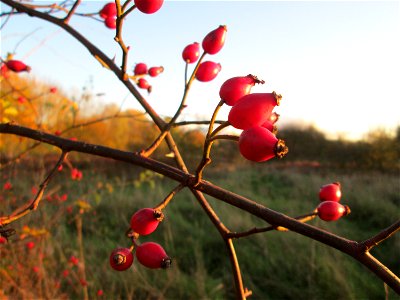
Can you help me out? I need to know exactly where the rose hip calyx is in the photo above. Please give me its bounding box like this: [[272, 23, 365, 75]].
[[109, 247, 134, 271]]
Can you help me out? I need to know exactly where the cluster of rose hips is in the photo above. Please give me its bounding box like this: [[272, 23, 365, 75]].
[[180, 25, 287, 163], [182, 25, 227, 81], [220, 75, 288, 162], [99, 0, 164, 29], [109, 208, 171, 271], [132, 63, 164, 93], [316, 182, 351, 221], [99, 2, 117, 29]]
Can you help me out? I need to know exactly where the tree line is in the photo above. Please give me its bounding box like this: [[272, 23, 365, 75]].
[[1, 73, 398, 172]]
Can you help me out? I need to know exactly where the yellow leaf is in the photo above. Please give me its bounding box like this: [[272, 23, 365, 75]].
[[75, 200, 92, 211], [4, 107, 18, 116]]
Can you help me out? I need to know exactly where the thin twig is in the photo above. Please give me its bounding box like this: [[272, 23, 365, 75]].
[[63, 0, 81, 23], [227, 211, 318, 239], [194, 103, 227, 184], [0, 150, 68, 226], [360, 220, 400, 251], [209, 134, 239, 142], [225, 238, 249, 299], [121, 2, 135, 19], [154, 183, 185, 210], [172, 120, 226, 127], [141, 52, 207, 157], [0, 7, 14, 30], [115, 0, 130, 81]]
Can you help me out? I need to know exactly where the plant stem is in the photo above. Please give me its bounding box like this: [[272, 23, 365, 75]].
[[154, 183, 185, 210]]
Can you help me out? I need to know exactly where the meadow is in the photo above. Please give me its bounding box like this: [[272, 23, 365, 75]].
[[1, 160, 399, 299]]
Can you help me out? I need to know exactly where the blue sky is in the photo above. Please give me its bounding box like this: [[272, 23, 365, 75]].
[[1, 1, 399, 140]]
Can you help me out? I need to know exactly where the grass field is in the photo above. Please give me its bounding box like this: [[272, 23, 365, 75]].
[[1, 161, 399, 299]]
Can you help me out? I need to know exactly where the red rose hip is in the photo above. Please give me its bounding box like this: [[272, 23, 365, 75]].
[[202, 25, 227, 55], [99, 2, 117, 19], [109, 247, 134, 271], [134, 63, 148, 75], [134, 0, 164, 14], [228, 92, 282, 130], [135, 242, 171, 269], [182, 42, 200, 64], [5, 60, 31, 73], [238, 126, 288, 162], [319, 182, 342, 202], [104, 17, 117, 29], [219, 74, 265, 106], [148, 66, 164, 77], [130, 208, 164, 235], [195, 61, 221, 82], [317, 201, 350, 221]]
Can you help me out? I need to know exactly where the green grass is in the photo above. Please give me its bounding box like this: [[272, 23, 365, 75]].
[[1, 163, 399, 299]]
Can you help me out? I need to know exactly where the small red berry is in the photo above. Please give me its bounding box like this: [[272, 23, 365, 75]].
[[148, 66, 164, 77], [195, 61, 221, 82], [137, 78, 152, 93], [135, 242, 171, 269], [134, 0, 164, 14], [317, 201, 350, 221], [69, 255, 79, 266], [182, 42, 200, 64], [5, 60, 31, 73], [54, 130, 62, 136], [202, 25, 227, 55], [238, 126, 288, 162], [110, 247, 134, 271], [3, 181, 12, 190], [319, 182, 342, 202], [0, 236, 7, 244], [79, 278, 88, 287], [17, 96, 26, 104], [97, 289, 104, 296], [130, 208, 164, 235], [99, 2, 117, 19], [219, 75, 265, 106], [134, 63, 148, 75], [49, 87, 57, 93], [71, 168, 83, 180], [228, 92, 281, 130], [26, 241, 35, 250], [104, 17, 117, 29]]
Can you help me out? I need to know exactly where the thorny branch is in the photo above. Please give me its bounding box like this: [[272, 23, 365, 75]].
[[0, 149, 68, 226], [1, 1, 399, 298], [1, 123, 399, 294]]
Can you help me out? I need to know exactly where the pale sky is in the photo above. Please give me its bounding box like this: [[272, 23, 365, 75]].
[[1, 1, 399, 140]]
